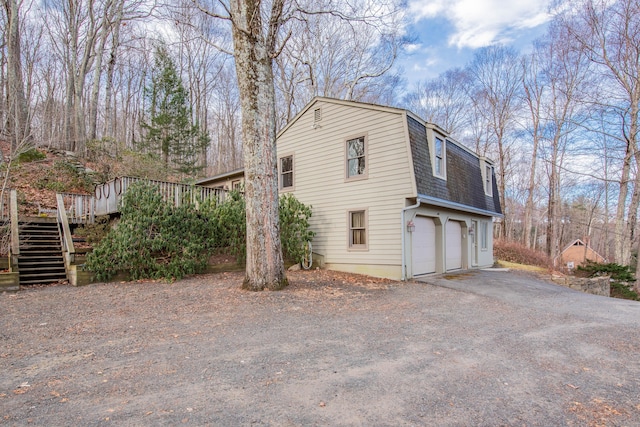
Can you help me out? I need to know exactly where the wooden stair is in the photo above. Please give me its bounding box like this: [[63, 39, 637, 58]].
[[17, 218, 67, 285]]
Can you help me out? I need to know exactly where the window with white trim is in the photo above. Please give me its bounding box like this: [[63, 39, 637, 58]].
[[348, 209, 368, 249], [434, 137, 446, 178], [279, 155, 294, 190], [480, 221, 488, 250], [346, 136, 367, 180], [484, 164, 493, 196]]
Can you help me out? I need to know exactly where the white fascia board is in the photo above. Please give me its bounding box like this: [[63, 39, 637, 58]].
[[417, 194, 504, 218]]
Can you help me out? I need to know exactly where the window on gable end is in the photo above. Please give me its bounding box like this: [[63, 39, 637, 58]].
[[279, 154, 294, 191], [434, 137, 446, 179], [346, 136, 367, 180]]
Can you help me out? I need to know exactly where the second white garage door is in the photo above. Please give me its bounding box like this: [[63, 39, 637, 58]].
[[446, 220, 462, 271], [412, 216, 436, 276]]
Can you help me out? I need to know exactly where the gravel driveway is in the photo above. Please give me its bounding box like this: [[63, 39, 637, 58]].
[[1, 269, 639, 426]]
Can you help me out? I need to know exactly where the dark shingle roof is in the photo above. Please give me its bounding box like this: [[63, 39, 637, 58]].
[[407, 116, 502, 215]]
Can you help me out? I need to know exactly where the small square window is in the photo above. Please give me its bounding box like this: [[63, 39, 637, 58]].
[[280, 155, 294, 190], [232, 179, 242, 191], [346, 136, 367, 180], [348, 209, 368, 249]]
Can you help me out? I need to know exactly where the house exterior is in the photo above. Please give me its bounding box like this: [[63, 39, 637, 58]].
[[554, 239, 606, 270], [201, 97, 502, 280], [197, 168, 244, 191]]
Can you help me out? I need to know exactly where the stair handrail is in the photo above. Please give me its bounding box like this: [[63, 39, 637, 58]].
[[10, 190, 19, 258], [56, 193, 75, 262]]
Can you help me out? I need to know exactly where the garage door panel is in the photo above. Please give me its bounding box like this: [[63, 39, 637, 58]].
[[446, 221, 462, 271], [412, 216, 436, 275]]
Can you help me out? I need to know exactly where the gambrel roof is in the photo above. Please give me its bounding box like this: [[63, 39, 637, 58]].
[[406, 115, 502, 216], [281, 97, 502, 217]]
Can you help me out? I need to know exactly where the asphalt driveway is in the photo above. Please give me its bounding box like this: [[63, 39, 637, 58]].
[[1, 269, 639, 426], [424, 269, 640, 323]]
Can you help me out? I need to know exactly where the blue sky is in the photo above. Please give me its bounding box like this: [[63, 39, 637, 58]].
[[399, 0, 554, 88]]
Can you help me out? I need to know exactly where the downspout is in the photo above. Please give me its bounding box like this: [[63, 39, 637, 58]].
[[401, 199, 421, 281]]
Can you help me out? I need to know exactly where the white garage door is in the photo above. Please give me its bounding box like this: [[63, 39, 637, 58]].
[[412, 216, 436, 275], [446, 220, 462, 271]]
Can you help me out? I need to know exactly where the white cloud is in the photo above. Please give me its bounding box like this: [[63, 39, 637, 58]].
[[408, 0, 552, 48], [405, 43, 423, 53]]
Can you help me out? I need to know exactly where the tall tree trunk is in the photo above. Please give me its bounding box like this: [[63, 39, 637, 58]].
[[522, 71, 541, 249], [626, 104, 640, 268], [523, 135, 539, 248], [0, 38, 5, 138], [230, 0, 287, 291], [88, 0, 115, 142], [103, 0, 123, 140], [547, 160, 559, 259], [614, 140, 632, 264], [497, 135, 507, 239], [635, 236, 640, 294], [4, 0, 31, 152]]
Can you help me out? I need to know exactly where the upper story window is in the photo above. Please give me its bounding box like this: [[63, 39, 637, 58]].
[[434, 137, 446, 179], [484, 164, 493, 196], [346, 136, 367, 180], [279, 155, 294, 190]]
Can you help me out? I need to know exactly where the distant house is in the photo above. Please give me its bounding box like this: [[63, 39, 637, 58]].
[[555, 239, 606, 270], [200, 97, 503, 280]]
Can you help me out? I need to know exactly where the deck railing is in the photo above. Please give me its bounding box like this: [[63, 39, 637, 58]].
[[58, 192, 95, 224], [93, 176, 228, 217], [56, 193, 75, 264], [0, 190, 10, 222]]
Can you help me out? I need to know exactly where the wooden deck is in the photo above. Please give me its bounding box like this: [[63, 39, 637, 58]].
[[61, 176, 228, 224]]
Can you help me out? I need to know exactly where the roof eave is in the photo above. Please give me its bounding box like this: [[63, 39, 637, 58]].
[[417, 194, 504, 218]]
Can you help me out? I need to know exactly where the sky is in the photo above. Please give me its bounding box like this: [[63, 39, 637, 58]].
[[400, 0, 554, 87]]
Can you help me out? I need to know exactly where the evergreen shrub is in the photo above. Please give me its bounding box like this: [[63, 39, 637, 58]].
[[84, 183, 315, 282], [85, 182, 216, 281]]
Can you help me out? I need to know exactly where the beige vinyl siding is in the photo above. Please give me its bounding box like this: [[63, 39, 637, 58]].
[[277, 100, 414, 276]]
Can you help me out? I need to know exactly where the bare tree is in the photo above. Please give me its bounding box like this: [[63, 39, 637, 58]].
[[539, 21, 591, 259], [272, 4, 405, 126], [194, 0, 288, 290], [563, 0, 640, 268], [86, 0, 115, 142], [521, 49, 545, 249], [467, 45, 523, 238], [403, 68, 470, 137], [3, 0, 31, 151]]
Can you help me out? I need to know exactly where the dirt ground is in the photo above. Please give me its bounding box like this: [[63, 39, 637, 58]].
[[1, 269, 640, 426]]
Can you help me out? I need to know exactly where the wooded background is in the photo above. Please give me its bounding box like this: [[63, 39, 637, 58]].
[[1, 0, 638, 267]]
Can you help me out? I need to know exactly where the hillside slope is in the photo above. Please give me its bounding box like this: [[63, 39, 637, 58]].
[[1, 141, 96, 216]]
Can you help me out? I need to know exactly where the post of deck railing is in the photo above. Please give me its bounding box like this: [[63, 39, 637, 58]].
[[10, 190, 20, 259], [56, 193, 75, 262]]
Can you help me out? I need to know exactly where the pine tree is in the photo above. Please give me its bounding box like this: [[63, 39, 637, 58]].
[[141, 44, 208, 177]]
